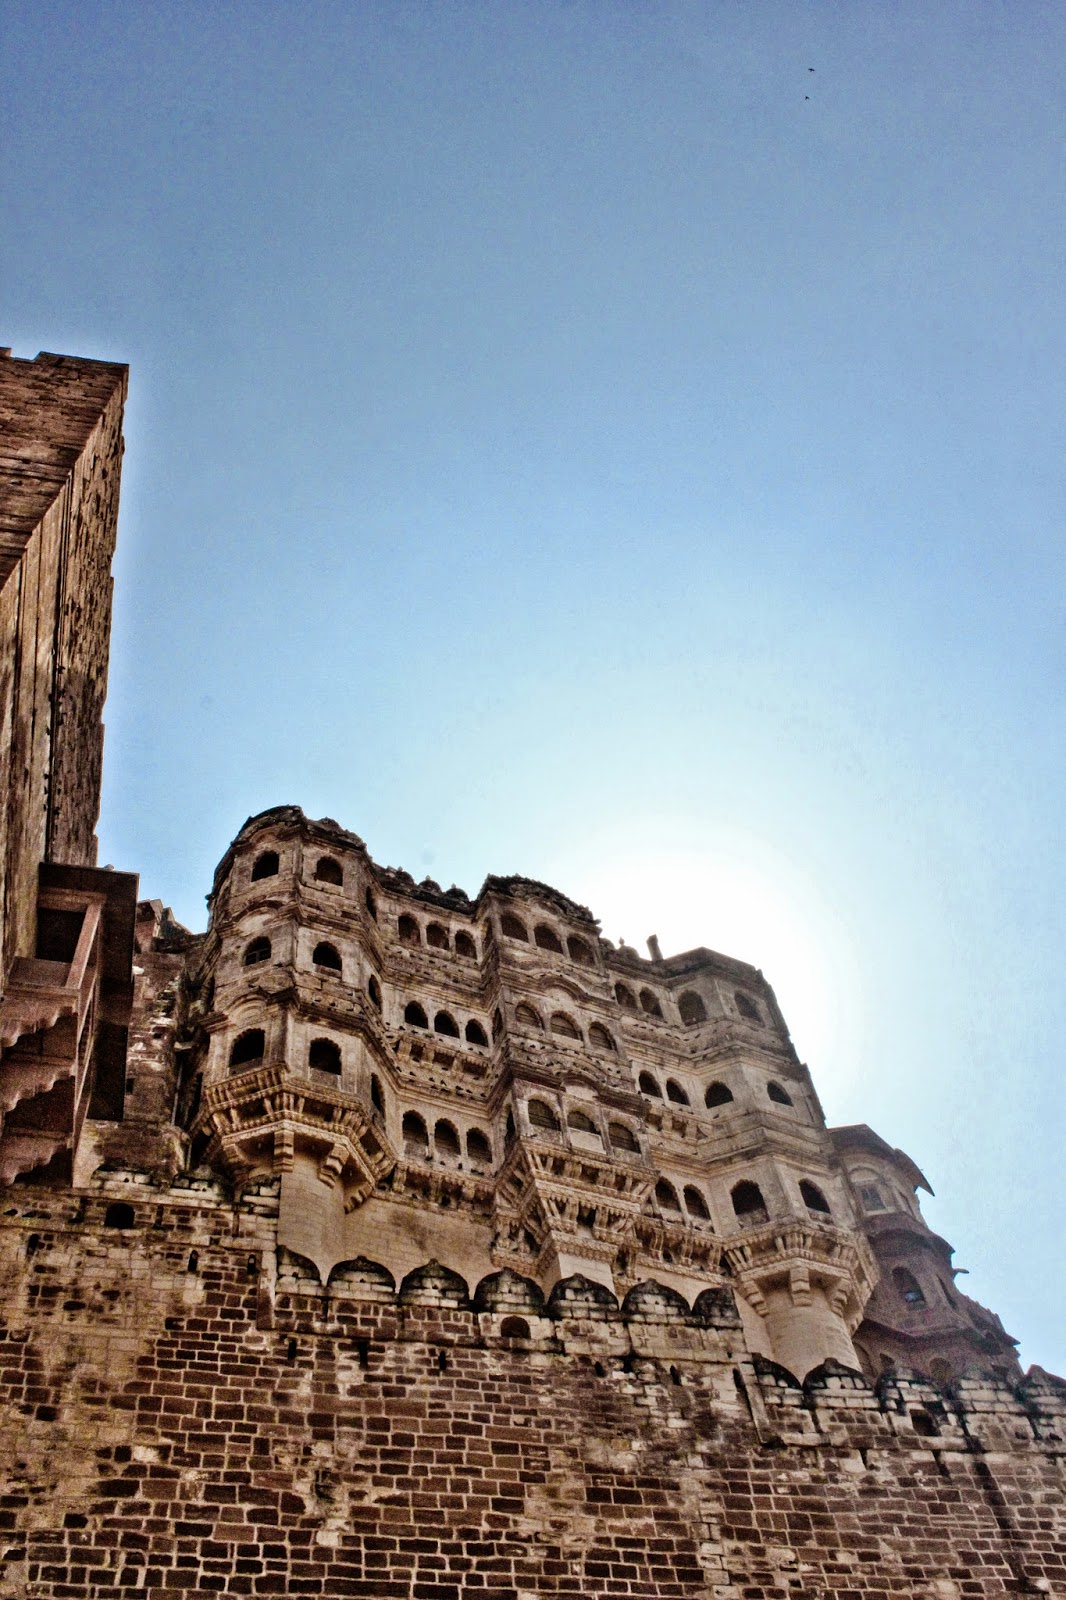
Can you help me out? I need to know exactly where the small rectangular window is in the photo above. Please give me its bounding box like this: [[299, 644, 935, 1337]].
[[860, 1185, 887, 1212]]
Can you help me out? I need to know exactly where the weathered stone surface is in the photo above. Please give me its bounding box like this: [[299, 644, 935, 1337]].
[[0, 350, 133, 1190], [1, 352, 1059, 1599], [0, 1185, 1062, 1599], [0, 349, 127, 975]]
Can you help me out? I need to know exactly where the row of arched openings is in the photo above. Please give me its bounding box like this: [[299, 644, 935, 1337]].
[[525, 1098, 640, 1153], [243, 936, 384, 1015], [615, 985, 761, 1027], [614, 982, 664, 1018], [401, 1112, 492, 1167], [638, 1070, 692, 1106], [654, 1178, 712, 1221], [398, 915, 478, 959], [403, 1001, 488, 1047], [513, 1003, 615, 1051], [228, 1029, 343, 1076], [246, 854, 760, 1024], [729, 1178, 831, 1223], [248, 850, 383, 925], [250, 850, 344, 886], [499, 914, 597, 967], [244, 936, 343, 971], [637, 1072, 793, 1111]]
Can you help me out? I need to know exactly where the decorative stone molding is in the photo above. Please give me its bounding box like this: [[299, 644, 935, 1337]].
[[194, 1063, 394, 1197]]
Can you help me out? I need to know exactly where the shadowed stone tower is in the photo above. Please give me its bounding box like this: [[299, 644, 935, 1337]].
[[0, 350, 137, 1188]]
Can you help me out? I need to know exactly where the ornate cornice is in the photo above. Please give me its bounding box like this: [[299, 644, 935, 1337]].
[[723, 1215, 878, 1329], [193, 1064, 394, 1198]]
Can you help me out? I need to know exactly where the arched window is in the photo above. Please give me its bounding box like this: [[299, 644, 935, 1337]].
[[435, 1120, 461, 1157], [500, 1315, 529, 1340], [534, 924, 563, 953], [454, 931, 477, 960], [464, 1019, 488, 1047], [892, 1267, 926, 1306], [684, 1186, 710, 1220], [251, 850, 279, 881], [370, 1074, 384, 1116], [527, 1098, 560, 1133], [402, 1111, 429, 1156], [491, 1007, 502, 1040], [567, 935, 595, 966], [466, 1129, 492, 1166], [638, 1071, 662, 1098], [666, 1079, 690, 1106], [705, 1081, 734, 1108], [735, 991, 762, 1023], [244, 936, 271, 966], [500, 913, 528, 941], [767, 1081, 793, 1107], [608, 1122, 640, 1153], [856, 1176, 887, 1211], [639, 988, 664, 1018], [588, 1022, 616, 1052], [731, 1181, 768, 1222], [515, 1003, 542, 1029], [426, 922, 449, 950], [309, 1038, 341, 1074], [550, 1011, 581, 1040], [505, 1110, 516, 1145], [314, 857, 343, 886], [230, 1029, 265, 1068], [364, 887, 377, 919], [434, 1011, 460, 1038], [655, 1179, 681, 1212], [567, 1109, 598, 1135], [403, 1001, 428, 1028], [398, 914, 421, 946], [800, 1180, 831, 1215], [614, 982, 637, 1010], [367, 975, 382, 1010], [678, 990, 706, 1025], [104, 1201, 134, 1229], [312, 941, 342, 972]]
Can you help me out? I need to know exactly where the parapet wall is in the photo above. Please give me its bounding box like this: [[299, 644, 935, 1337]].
[[1, 1173, 1062, 1599]]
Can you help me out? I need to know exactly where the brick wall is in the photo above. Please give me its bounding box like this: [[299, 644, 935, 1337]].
[[1, 1180, 1062, 1599]]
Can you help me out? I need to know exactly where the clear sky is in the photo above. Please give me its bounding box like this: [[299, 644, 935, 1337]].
[[4, 1, 1063, 1373]]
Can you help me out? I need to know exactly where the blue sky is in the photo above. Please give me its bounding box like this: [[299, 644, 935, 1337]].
[[5, 1, 1063, 1372]]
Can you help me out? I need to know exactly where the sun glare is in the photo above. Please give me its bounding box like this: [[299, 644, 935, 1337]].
[[549, 825, 863, 1091]]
